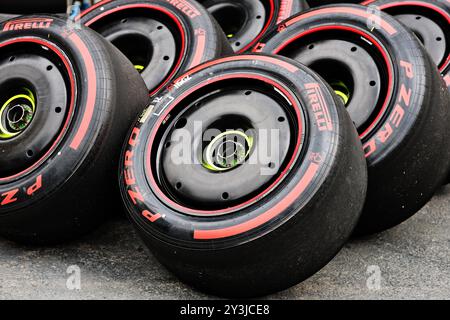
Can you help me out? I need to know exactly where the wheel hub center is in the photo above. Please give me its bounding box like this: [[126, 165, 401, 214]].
[[203, 130, 252, 172]]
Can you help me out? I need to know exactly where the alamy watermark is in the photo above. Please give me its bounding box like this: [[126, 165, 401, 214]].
[[366, 265, 382, 291], [165, 122, 282, 176], [366, 5, 383, 31], [66, 265, 81, 291]]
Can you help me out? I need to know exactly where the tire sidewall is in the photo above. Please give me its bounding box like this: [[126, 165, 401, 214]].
[[0, 17, 115, 214], [120, 54, 346, 250]]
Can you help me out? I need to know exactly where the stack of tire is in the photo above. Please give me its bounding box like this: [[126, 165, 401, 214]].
[[0, 0, 448, 298]]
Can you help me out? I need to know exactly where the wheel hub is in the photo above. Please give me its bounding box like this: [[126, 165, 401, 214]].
[[0, 43, 70, 178], [0, 88, 35, 139], [203, 0, 266, 50]]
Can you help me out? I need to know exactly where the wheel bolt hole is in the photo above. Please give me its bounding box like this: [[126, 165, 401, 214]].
[[416, 16, 421, 20], [369, 81, 376, 87], [47, 65, 53, 71], [175, 118, 187, 129], [9, 56, 15, 62], [165, 141, 171, 148], [121, 18, 128, 23], [26, 150, 34, 157], [245, 91, 252, 96], [222, 192, 229, 200], [175, 182, 182, 190], [157, 25, 163, 30], [235, 42, 241, 47], [256, 15, 261, 19], [278, 116, 285, 122], [268, 162, 275, 169], [436, 37, 442, 41], [163, 56, 170, 61], [351, 47, 357, 52], [55, 107, 62, 113], [308, 44, 314, 50]]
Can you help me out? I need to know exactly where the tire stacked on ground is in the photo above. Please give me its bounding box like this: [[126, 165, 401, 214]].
[[197, 0, 309, 52], [254, 4, 450, 235], [2, 0, 450, 300], [0, 15, 150, 244], [307, 0, 361, 8], [78, 0, 233, 94], [362, 0, 449, 91], [119, 54, 367, 297]]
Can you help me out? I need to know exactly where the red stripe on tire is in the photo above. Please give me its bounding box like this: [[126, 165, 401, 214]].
[[69, 33, 97, 150], [277, 0, 294, 24], [193, 162, 319, 240], [444, 74, 450, 87], [267, 25, 394, 140]]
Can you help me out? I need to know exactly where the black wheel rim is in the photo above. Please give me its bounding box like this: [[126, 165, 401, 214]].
[[150, 77, 302, 214], [0, 41, 72, 178]]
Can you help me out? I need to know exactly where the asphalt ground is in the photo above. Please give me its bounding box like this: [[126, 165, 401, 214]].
[[0, 184, 449, 300]]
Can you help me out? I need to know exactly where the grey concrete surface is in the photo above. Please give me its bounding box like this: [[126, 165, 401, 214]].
[[0, 185, 449, 300]]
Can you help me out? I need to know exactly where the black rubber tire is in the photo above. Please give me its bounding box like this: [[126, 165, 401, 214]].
[[198, 0, 309, 52], [363, 0, 450, 92], [255, 4, 450, 235], [119, 54, 367, 297], [0, 16, 150, 244], [0, 0, 67, 14], [79, 0, 232, 95], [307, 0, 361, 7]]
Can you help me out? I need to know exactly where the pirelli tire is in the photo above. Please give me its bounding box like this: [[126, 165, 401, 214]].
[[306, 0, 361, 8], [119, 54, 367, 297], [255, 4, 450, 235], [0, 16, 150, 244], [362, 0, 450, 91], [78, 0, 232, 95], [198, 0, 309, 52], [0, 0, 67, 14]]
